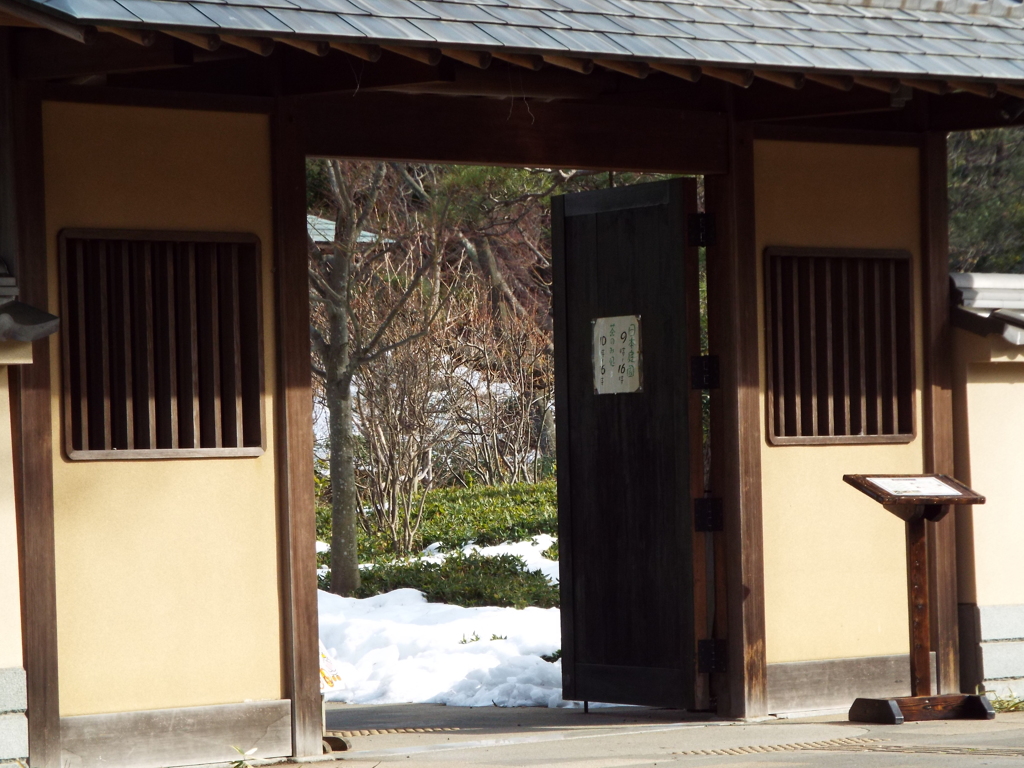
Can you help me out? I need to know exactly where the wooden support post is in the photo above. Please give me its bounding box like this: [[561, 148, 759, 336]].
[[6, 69, 61, 768], [271, 98, 322, 758], [921, 132, 959, 695], [704, 116, 767, 719], [907, 514, 933, 697]]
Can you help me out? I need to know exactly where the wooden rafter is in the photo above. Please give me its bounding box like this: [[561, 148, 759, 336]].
[[853, 76, 900, 94], [597, 59, 650, 79], [330, 41, 381, 62], [492, 51, 543, 71], [902, 78, 951, 95], [952, 80, 997, 98], [383, 44, 442, 66], [222, 35, 275, 56], [649, 61, 701, 82], [805, 73, 854, 91], [442, 48, 491, 69], [754, 69, 803, 90], [99, 26, 155, 47], [542, 54, 594, 74], [703, 66, 753, 88], [278, 38, 329, 56], [0, 0, 95, 43], [164, 30, 220, 51]]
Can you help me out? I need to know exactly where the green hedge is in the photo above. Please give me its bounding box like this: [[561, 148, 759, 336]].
[[319, 552, 560, 609]]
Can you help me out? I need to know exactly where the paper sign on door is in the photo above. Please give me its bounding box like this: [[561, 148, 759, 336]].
[[593, 315, 642, 394]]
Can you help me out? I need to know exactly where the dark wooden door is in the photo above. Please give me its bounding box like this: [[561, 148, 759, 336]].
[[553, 179, 697, 708]]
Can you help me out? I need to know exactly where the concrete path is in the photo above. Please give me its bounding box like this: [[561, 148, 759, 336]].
[[318, 703, 1024, 766]]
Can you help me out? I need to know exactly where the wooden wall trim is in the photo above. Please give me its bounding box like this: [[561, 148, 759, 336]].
[[60, 700, 291, 768], [767, 653, 936, 714], [41, 83, 274, 115], [271, 98, 322, 757], [704, 119, 767, 718], [298, 93, 729, 175], [920, 131, 959, 695], [752, 124, 920, 147], [8, 74, 61, 768]]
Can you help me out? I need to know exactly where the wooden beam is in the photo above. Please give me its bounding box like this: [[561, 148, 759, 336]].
[[8, 73, 61, 768], [328, 41, 381, 62], [805, 72, 854, 91], [649, 61, 701, 82], [0, 0, 95, 44], [164, 30, 220, 52], [753, 69, 804, 90], [951, 81, 997, 98], [222, 35, 275, 57], [854, 76, 901, 94], [277, 38, 329, 57], [441, 48, 491, 69], [300, 92, 729, 174], [382, 44, 441, 66], [542, 54, 593, 75], [99, 26, 155, 47], [271, 98, 322, 758], [920, 131, 959, 696], [902, 78, 951, 96], [704, 120, 767, 719], [596, 59, 649, 79], [997, 82, 1024, 100], [703, 66, 753, 88], [491, 51, 543, 71]]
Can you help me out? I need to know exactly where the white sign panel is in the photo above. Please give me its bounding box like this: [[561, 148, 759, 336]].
[[593, 315, 642, 394], [868, 476, 961, 497]]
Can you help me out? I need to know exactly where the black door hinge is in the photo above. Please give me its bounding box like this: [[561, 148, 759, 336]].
[[694, 497, 724, 532], [698, 639, 728, 674], [691, 355, 720, 390], [688, 213, 716, 248]]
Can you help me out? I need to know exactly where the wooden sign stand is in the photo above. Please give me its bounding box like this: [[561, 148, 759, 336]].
[[843, 474, 995, 725]]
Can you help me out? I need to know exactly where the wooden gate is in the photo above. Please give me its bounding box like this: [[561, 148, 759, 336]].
[[553, 179, 698, 708]]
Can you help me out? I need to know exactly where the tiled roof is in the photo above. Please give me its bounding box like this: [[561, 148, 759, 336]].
[[19, 0, 1024, 82]]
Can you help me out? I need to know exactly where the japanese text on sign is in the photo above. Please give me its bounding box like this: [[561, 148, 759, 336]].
[[593, 315, 642, 394], [868, 476, 961, 497]]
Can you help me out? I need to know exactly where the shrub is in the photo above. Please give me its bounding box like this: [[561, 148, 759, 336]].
[[320, 552, 560, 609], [414, 480, 557, 552]]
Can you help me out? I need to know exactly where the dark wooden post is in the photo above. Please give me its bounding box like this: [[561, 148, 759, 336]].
[[907, 513, 934, 697], [271, 97, 323, 758]]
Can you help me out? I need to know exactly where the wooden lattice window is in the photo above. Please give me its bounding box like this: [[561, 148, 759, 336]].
[[59, 230, 265, 460], [765, 247, 915, 445]]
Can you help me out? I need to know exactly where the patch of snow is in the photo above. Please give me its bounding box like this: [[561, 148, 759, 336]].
[[462, 535, 559, 584], [316, 540, 330, 554], [318, 587, 577, 708]]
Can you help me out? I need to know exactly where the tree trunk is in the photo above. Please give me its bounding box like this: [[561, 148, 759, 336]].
[[329, 380, 360, 595]]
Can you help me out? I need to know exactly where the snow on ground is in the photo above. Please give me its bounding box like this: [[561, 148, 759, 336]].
[[422, 534, 559, 584], [318, 583, 577, 708]]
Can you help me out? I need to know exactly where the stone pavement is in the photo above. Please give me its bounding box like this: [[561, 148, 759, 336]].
[[311, 703, 1024, 766]]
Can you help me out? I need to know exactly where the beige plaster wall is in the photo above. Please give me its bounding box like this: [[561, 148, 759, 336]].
[[42, 101, 282, 716], [754, 140, 924, 664], [0, 364, 23, 670], [952, 329, 1024, 607]]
